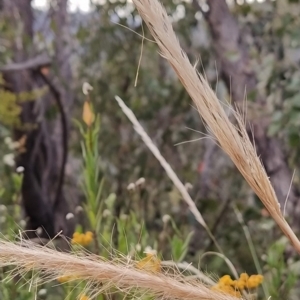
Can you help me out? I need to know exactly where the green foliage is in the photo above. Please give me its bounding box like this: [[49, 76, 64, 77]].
[[264, 237, 298, 299], [0, 74, 48, 128], [1, 0, 300, 299], [0, 168, 37, 300], [169, 218, 194, 262]]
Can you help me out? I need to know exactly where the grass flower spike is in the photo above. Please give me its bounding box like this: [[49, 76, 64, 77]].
[[131, 0, 300, 254], [0, 240, 241, 300]]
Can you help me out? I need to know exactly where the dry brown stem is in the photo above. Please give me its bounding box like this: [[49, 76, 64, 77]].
[[132, 0, 300, 253], [0, 240, 239, 300]]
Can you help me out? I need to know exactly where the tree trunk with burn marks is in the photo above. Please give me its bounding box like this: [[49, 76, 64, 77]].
[[1, 0, 74, 241]]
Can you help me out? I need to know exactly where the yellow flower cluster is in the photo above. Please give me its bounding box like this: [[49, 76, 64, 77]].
[[212, 273, 264, 297], [71, 231, 94, 247], [136, 253, 161, 273], [57, 275, 73, 283]]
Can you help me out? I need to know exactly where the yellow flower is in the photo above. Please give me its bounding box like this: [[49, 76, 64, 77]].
[[232, 279, 245, 290], [71, 232, 83, 245], [136, 253, 161, 273], [219, 275, 234, 285], [71, 231, 94, 247], [256, 274, 264, 284], [57, 275, 73, 283], [82, 100, 94, 127], [79, 294, 90, 300], [83, 231, 94, 246], [239, 273, 249, 282], [212, 283, 241, 297], [246, 274, 264, 289], [212, 273, 264, 297], [73, 232, 80, 238]]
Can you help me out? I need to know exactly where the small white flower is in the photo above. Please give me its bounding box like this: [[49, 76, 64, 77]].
[[127, 183, 136, 191], [82, 82, 93, 95], [4, 137, 12, 145], [144, 246, 156, 255], [120, 214, 128, 221], [19, 220, 26, 228], [102, 209, 111, 218], [36, 227, 43, 235], [66, 213, 74, 220], [162, 214, 171, 224], [38, 289, 47, 296], [16, 166, 25, 173], [3, 153, 15, 167], [135, 243, 142, 252], [75, 206, 84, 213], [135, 177, 145, 186], [0, 205, 7, 213], [185, 182, 193, 190]]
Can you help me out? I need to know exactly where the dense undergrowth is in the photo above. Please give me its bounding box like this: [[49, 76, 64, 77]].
[[1, 0, 300, 299]]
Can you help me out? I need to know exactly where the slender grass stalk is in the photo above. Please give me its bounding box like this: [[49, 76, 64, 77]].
[[115, 95, 223, 255], [162, 261, 215, 285], [233, 205, 269, 298], [199, 252, 239, 280]]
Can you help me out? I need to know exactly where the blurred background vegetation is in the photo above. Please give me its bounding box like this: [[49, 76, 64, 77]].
[[0, 0, 300, 299]]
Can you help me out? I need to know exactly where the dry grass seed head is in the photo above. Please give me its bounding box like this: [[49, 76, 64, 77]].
[[131, 0, 300, 253], [0, 240, 241, 300]]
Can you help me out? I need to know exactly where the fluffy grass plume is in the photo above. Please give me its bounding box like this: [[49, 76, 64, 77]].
[[131, 0, 300, 253], [0, 239, 239, 300]]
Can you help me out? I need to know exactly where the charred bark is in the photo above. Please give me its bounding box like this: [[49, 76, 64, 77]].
[[1, 0, 74, 240]]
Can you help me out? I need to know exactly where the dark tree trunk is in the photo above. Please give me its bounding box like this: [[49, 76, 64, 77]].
[[1, 0, 74, 240]]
